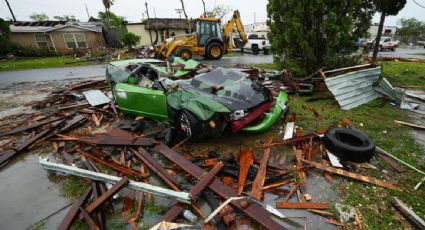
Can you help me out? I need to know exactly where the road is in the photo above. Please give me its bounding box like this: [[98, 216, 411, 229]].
[[0, 48, 424, 86]]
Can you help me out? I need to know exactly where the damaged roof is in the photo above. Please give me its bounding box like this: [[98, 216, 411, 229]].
[[10, 21, 103, 33]]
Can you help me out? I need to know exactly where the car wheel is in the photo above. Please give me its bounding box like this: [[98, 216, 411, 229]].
[[206, 42, 224, 60], [263, 48, 269, 55], [179, 48, 193, 61], [391, 47, 396, 52], [323, 128, 375, 163], [177, 110, 203, 141], [252, 45, 259, 55]]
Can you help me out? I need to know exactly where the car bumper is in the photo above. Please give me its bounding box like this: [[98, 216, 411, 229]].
[[235, 91, 288, 133]]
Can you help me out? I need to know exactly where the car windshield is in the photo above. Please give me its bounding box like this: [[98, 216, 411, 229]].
[[182, 68, 266, 103]]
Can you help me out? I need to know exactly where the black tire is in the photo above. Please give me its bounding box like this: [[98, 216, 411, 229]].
[[179, 48, 193, 61], [206, 42, 224, 60], [252, 45, 260, 55], [177, 110, 203, 141], [263, 48, 269, 55], [323, 128, 375, 163], [391, 47, 396, 52]]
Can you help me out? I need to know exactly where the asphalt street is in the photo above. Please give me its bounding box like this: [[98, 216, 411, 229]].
[[0, 48, 424, 86]]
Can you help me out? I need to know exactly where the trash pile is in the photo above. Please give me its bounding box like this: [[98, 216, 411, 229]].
[[1, 62, 424, 230]]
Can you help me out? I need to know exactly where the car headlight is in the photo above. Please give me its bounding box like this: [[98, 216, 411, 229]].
[[230, 110, 248, 120]]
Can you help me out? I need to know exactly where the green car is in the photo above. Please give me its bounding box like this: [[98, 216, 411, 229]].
[[106, 58, 288, 140]]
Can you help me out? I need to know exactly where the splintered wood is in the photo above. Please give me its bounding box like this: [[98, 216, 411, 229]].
[[251, 137, 273, 200], [302, 160, 399, 190], [238, 147, 254, 195]]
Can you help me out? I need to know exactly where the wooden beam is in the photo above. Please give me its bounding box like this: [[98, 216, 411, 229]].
[[85, 178, 129, 214], [276, 202, 330, 209], [238, 148, 254, 195], [251, 137, 272, 200], [302, 160, 398, 190], [392, 197, 425, 229], [394, 120, 425, 130], [58, 188, 92, 230]]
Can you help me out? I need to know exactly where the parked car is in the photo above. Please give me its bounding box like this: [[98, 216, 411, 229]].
[[106, 59, 288, 140], [365, 36, 399, 51]]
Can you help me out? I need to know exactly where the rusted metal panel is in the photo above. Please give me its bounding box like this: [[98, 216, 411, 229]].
[[276, 202, 330, 209], [57, 188, 92, 230], [302, 160, 398, 190], [153, 143, 288, 230], [85, 178, 129, 214]]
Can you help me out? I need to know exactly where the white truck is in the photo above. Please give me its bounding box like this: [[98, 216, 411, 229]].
[[366, 36, 399, 51], [233, 33, 270, 55]]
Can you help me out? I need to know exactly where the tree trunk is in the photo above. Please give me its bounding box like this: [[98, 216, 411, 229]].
[[372, 12, 386, 62], [201, 0, 206, 17], [179, 0, 190, 31]]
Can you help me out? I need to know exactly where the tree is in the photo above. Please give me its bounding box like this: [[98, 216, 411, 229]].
[[205, 3, 232, 19], [102, 0, 115, 12], [122, 32, 141, 49], [267, 0, 375, 77], [372, 0, 406, 61], [0, 18, 13, 55], [98, 11, 126, 34], [30, 13, 49, 21], [397, 18, 425, 45], [53, 15, 78, 22]]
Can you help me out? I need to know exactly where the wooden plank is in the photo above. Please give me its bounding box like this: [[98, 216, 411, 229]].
[[79, 208, 101, 230], [392, 197, 425, 229], [302, 160, 398, 190], [251, 137, 272, 200], [308, 209, 334, 217], [58, 188, 92, 230], [0, 116, 64, 137], [160, 162, 224, 222], [376, 152, 405, 173], [276, 202, 330, 209], [85, 178, 129, 214], [294, 148, 306, 182], [78, 135, 158, 147], [238, 148, 254, 195], [394, 120, 425, 130], [132, 147, 180, 191], [153, 143, 288, 230]]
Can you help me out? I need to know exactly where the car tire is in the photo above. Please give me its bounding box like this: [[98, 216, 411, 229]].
[[179, 48, 193, 61], [263, 48, 269, 55], [391, 47, 396, 52], [206, 42, 224, 60], [252, 45, 259, 55], [323, 128, 375, 163], [177, 110, 203, 141]]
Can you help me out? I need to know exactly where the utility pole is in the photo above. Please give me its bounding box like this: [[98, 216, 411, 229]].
[[145, 2, 150, 19], [84, 2, 90, 19], [175, 9, 183, 18], [4, 0, 16, 22]]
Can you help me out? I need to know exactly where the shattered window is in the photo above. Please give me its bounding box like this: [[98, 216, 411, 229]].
[[34, 34, 49, 49]]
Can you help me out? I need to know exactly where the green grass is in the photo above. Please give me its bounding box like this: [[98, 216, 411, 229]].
[[0, 57, 98, 71], [250, 63, 280, 70], [381, 61, 425, 87], [59, 176, 91, 200]]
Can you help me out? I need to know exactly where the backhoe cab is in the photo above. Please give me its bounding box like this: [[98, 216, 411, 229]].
[[154, 10, 247, 60]]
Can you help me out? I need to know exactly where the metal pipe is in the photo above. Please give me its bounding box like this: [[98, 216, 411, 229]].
[[39, 157, 191, 203]]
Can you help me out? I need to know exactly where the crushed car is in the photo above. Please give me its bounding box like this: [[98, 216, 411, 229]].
[[106, 58, 288, 140]]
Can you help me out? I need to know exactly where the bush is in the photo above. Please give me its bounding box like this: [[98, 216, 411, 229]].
[[12, 46, 61, 57]]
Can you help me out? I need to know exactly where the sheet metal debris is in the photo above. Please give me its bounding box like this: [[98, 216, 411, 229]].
[[82, 90, 111, 107], [325, 67, 381, 110]]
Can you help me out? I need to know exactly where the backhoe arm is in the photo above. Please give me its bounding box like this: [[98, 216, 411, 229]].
[[222, 10, 248, 53]]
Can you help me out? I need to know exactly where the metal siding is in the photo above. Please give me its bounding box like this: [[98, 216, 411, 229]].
[[325, 67, 382, 110]]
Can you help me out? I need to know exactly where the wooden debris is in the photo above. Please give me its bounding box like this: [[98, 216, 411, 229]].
[[302, 160, 399, 190], [79, 207, 101, 230], [394, 120, 425, 130], [376, 152, 405, 173], [262, 180, 291, 190], [58, 188, 92, 230], [238, 147, 254, 195], [251, 137, 273, 200], [392, 197, 425, 230], [308, 209, 334, 217], [276, 202, 330, 209], [85, 178, 129, 214], [326, 218, 345, 227], [121, 190, 135, 216]]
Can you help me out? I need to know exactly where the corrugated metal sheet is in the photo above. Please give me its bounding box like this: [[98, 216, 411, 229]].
[[83, 90, 111, 107], [325, 67, 381, 110], [375, 77, 403, 102]]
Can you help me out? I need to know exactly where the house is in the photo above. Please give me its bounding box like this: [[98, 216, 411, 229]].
[[244, 22, 269, 39], [126, 18, 194, 46], [9, 21, 106, 54], [367, 23, 398, 39]]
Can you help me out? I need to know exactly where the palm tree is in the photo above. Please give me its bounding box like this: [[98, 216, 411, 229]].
[[102, 0, 114, 13]]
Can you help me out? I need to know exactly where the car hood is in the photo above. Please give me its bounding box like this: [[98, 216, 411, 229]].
[[179, 68, 272, 111]]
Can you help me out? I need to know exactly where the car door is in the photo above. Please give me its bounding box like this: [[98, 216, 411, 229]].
[[114, 82, 168, 122]]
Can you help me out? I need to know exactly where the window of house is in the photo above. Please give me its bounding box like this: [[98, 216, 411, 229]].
[[34, 34, 49, 49], [63, 33, 88, 49]]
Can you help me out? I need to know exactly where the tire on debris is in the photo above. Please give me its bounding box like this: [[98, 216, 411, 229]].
[[323, 128, 375, 163]]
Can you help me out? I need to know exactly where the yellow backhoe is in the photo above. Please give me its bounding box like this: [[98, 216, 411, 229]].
[[154, 10, 248, 60]]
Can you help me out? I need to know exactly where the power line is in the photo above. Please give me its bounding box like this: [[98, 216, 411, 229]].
[[413, 0, 425, 9]]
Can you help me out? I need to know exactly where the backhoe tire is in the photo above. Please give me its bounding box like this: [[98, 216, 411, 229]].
[[206, 42, 224, 60], [179, 48, 193, 61], [252, 45, 260, 55]]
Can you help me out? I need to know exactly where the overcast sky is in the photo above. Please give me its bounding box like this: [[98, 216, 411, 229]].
[[1, 0, 425, 26]]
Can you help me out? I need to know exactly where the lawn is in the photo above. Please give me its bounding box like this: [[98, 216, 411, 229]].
[[0, 56, 97, 71], [381, 61, 425, 87]]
